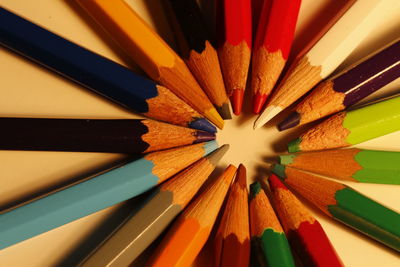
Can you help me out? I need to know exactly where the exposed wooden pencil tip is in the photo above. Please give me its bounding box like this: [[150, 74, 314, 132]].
[[216, 103, 232, 120], [207, 144, 230, 166], [236, 164, 247, 188]]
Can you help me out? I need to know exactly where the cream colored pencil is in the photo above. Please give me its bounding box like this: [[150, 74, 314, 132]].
[[254, 0, 397, 129]]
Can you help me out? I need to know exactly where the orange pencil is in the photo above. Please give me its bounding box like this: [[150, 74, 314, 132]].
[[214, 164, 250, 267], [147, 165, 237, 267]]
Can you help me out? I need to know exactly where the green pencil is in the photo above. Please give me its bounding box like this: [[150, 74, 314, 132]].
[[249, 181, 295, 267], [288, 96, 400, 152], [279, 149, 400, 184], [272, 164, 400, 251]]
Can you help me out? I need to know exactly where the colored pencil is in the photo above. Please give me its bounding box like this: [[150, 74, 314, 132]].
[[279, 39, 400, 130], [75, 0, 224, 129], [0, 117, 215, 153], [251, 0, 302, 114], [217, 0, 252, 115], [0, 8, 216, 133], [166, 0, 231, 120], [254, 0, 395, 129], [288, 96, 400, 152], [268, 174, 343, 267], [279, 149, 400, 184], [146, 165, 237, 267], [272, 165, 400, 251], [80, 144, 229, 267], [214, 164, 250, 267], [0, 142, 218, 250], [249, 181, 295, 267]]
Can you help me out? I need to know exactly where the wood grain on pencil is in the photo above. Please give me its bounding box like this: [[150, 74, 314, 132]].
[[214, 164, 250, 267], [80, 145, 228, 267], [268, 174, 343, 267], [75, 0, 224, 128], [147, 165, 237, 267], [272, 166, 400, 252], [254, 0, 395, 129], [279, 39, 400, 130], [167, 0, 231, 119], [217, 0, 252, 115], [251, 0, 301, 114], [249, 181, 295, 267]]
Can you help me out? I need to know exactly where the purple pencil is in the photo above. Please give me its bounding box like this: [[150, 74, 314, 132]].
[[279, 38, 400, 131]]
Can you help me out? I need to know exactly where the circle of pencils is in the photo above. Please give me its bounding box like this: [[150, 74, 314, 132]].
[[249, 181, 295, 267], [214, 164, 250, 267], [0, 118, 215, 153], [268, 174, 343, 267], [288, 96, 400, 152], [279, 149, 400, 184], [272, 165, 400, 252], [80, 144, 229, 267], [1, 1, 400, 266]]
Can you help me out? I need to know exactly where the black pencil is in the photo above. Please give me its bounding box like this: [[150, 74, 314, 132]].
[[166, 0, 231, 119], [0, 117, 215, 153]]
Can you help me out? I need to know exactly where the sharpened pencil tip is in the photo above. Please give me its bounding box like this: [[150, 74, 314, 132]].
[[253, 93, 268, 114], [230, 89, 244, 116], [279, 154, 296, 165], [204, 108, 225, 129], [216, 103, 232, 120], [236, 164, 247, 188], [190, 118, 217, 133], [278, 112, 300, 131], [287, 138, 301, 153], [268, 173, 288, 191], [206, 144, 230, 166], [194, 131, 216, 143], [253, 106, 283, 129], [271, 164, 287, 179]]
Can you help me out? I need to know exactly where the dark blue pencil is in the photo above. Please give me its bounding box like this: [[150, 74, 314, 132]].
[[0, 8, 216, 132]]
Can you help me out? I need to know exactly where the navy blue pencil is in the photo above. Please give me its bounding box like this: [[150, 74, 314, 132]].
[[0, 8, 216, 132]]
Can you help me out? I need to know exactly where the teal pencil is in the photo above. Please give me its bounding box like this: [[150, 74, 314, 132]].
[[0, 141, 217, 250]]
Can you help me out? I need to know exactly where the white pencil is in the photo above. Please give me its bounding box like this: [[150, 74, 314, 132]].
[[253, 0, 397, 129]]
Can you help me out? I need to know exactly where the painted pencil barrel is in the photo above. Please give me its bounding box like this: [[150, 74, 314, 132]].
[[0, 118, 215, 153], [279, 149, 400, 184], [279, 39, 400, 130], [328, 187, 400, 251], [288, 96, 400, 152], [0, 142, 217, 250], [0, 8, 216, 133], [80, 144, 228, 266]]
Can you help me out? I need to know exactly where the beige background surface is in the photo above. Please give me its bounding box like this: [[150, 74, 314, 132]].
[[1, 0, 399, 266]]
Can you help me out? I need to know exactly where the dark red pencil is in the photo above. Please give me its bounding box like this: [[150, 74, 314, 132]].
[[268, 174, 343, 267]]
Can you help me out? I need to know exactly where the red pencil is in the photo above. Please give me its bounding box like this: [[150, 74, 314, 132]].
[[217, 0, 252, 115], [251, 0, 302, 114], [268, 174, 343, 267]]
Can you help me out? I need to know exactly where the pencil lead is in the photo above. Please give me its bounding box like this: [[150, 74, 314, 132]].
[[278, 112, 301, 131], [207, 144, 230, 166], [287, 138, 301, 153], [230, 89, 244, 116], [216, 103, 232, 120], [190, 118, 217, 133], [253, 93, 268, 114], [204, 108, 225, 129]]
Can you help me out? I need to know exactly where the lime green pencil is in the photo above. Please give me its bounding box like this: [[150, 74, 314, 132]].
[[288, 96, 400, 152]]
